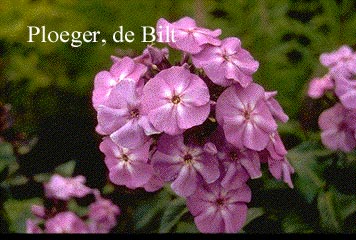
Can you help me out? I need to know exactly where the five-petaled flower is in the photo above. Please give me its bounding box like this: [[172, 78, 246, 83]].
[[142, 66, 211, 135]]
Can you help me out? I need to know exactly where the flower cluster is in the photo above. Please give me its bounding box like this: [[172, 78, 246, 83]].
[[93, 17, 292, 233], [308, 45, 356, 152], [26, 174, 120, 233]]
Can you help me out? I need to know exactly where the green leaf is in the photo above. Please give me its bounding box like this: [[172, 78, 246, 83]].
[[244, 208, 265, 227], [3, 198, 42, 233], [288, 141, 331, 203], [0, 142, 17, 174], [159, 197, 188, 233], [33, 173, 51, 183], [329, 187, 356, 223], [5, 175, 28, 186], [102, 182, 115, 195], [54, 160, 76, 177], [317, 191, 341, 232], [133, 190, 171, 232], [175, 221, 199, 233], [67, 199, 89, 217], [282, 212, 314, 233]]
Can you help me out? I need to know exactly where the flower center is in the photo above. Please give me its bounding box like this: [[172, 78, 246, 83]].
[[171, 95, 181, 104], [244, 110, 251, 120], [130, 109, 140, 118], [229, 152, 239, 161], [183, 154, 193, 164], [223, 54, 232, 62], [216, 198, 225, 206], [121, 154, 129, 162], [338, 122, 348, 131]]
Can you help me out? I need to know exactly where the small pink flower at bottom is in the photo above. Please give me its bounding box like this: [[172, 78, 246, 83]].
[[88, 195, 120, 233], [142, 66, 210, 135], [307, 74, 334, 99], [45, 212, 89, 233], [99, 137, 154, 189], [319, 103, 356, 152], [26, 219, 43, 233], [31, 205, 46, 218], [151, 134, 220, 197], [186, 181, 251, 233], [44, 174, 92, 201]]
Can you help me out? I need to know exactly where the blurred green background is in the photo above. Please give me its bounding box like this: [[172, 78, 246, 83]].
[[0, 0, 355, 233]]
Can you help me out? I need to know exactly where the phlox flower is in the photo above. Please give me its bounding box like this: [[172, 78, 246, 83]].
[[151, 134, 219, 197], [157, 17, 221, 54], [216, 83, 278, 151], [97, 79, 158, 149], [45, 212, 89, 233], [307, 74, 334, 99], [192, 37, 259, 87], [142, 66, 210, 135], [99, 137, 154, 189], [92, 57, 147, 110], [319, 103, 356, 152], [44, 174, 92, 201], [186, 181, 251, 233], [88, 191, 120, 233]]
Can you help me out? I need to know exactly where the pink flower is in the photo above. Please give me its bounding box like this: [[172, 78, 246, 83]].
[[334, 74, 356, 110], [143, 172, 166, 192], [264, 91, 289, 123], [265, 132, 288, 160], [319, 103, 356, 152], [142, 66, 210, 135], [320, 45, 356, 75], [134, 45, 169, 66], [268, 157, 294, 188], [45, 212, 89, 233], [26, 219, 43, 233], [92, 57, 147, 110], [157, 17, 221, 54], [192, 37, 259, 87], [219, 145, 261, 184], [211, 127, 260, 184], [186, 181, 251, 233], [99, 137, 154, 189], [260, 132, 294, 188], [88, 194, 120, 233], [151, 134, 219, 197], [307, 74, 334, 99], [216, 83, 278, 151], [97, 80, 158, 149], [30, 205, 46, 219], [44, 174, 92, 201]]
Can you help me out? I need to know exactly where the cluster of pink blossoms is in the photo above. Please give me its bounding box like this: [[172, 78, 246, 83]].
[[26, 174, 120, 233], [308, 45, 356, 152], [93, 17, 293, 233]]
